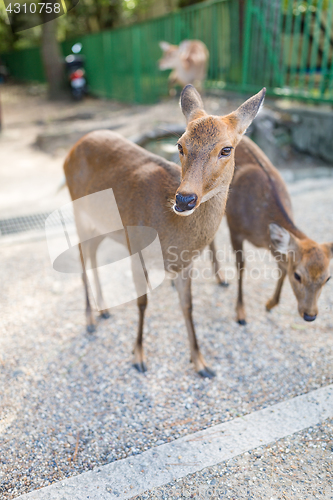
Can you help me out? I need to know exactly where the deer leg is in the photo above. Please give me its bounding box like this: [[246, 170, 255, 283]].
[[79, 244, 96, 333], [133, 293, 148, 373], [266, 264, 287, 311], [175, 264, 215, 378], [232, 238, 246, 325], [130, 244, 149, 373], [209, 240, 228, 287], [168, 71, 178, 97], [89, 240, 110, 319]]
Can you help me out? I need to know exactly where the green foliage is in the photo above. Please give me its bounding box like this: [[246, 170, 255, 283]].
[[282, 0, 330, 14], [121, 0, 155, 23], [0, 0, 123, 52], [177, 0, 205, 8], [0, 1, 46, 52], [0, 2, 14, 52], [58, 0, 122, 41]]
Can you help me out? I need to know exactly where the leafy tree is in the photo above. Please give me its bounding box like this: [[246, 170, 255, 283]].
[[58, 0, 122, 39], [0, 2, 42, 52]]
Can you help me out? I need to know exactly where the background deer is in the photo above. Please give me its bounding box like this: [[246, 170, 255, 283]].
[[158, 40, 209, 95], [63, 85, 265, 377], [212, 136, 332, 325]]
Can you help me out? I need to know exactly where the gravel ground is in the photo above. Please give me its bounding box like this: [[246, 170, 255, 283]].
[[0, 178, 332, 499], [134, 419, 333, 499]]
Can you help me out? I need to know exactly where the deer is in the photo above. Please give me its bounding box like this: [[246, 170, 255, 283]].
[[63, 85, 266, 377], [158, 40, 209, 95], [210, 135, 332, 325]]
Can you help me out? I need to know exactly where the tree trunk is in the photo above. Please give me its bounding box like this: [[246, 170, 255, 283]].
[[41, 17, 65, 100]]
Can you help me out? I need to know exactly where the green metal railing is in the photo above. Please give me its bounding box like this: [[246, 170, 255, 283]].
[[232, 0, 333, 102], [2, 0, 333, 103]]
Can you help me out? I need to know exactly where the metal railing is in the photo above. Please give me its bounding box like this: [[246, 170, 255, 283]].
[[235, 0, 333, 102], [2, 0, 333, 103]]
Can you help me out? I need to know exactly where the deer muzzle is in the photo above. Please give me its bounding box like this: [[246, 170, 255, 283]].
[[174, 193, 198, 215], [303, 312, 317, 322]]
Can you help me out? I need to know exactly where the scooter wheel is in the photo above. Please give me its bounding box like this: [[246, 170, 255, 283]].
[[72, 89, 84, 101]]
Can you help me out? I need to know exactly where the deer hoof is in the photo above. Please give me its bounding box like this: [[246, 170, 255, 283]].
[[134, 362, 147, 373], [198, 366, 216, 378], [218, 281, 229, 287], [86, 324, 96, 334], [100, 310, 110, 319], [237, 319, 247, 326], [266, 300, 276, 312]]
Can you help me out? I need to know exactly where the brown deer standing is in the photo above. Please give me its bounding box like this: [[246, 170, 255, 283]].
[[64, 85, 265, 377], [211, 136, 332, 325], [159, 40, 209, 95]]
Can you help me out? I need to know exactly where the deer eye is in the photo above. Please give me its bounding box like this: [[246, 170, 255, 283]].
[[177, 143, 184, 155], [294, 272, 301, 283], [218, 147, 233, 158], [326, 276, 331, 284]]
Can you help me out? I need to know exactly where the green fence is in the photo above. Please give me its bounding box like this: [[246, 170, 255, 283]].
[[2, 0, 333, 103], [236, 0, 333, 102]]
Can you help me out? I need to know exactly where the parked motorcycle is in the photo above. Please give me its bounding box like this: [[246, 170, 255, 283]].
[[65, 43, 87, 101]]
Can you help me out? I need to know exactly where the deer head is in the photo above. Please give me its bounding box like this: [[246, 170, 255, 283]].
[[158, 41, 180, 70], [270, 223, 332, 321], [173, 85, 266, 216]]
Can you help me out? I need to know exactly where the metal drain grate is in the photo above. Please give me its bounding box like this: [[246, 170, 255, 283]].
[[0, 212, 60, 236]]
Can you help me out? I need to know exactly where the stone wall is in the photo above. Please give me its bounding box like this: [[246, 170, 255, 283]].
[[249, 105, 333, 168]]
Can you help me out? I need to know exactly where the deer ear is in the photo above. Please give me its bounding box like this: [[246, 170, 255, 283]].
[[269, 223, 300, 257], [323, 242, 333, 259], [159, 41, 171, 52], [227, 87, 266, 136], [269, 224, 290, 254], [180, 84, 206, 123]]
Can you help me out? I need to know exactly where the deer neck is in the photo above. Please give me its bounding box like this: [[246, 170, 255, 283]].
[[192, 187, 228, 235], [165, 188, 227, 271]]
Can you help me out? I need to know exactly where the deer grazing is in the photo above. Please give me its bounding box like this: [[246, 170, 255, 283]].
[[159, 40, 209, 95], [64, 85, 265, 377], [211, 135, 332, 325]]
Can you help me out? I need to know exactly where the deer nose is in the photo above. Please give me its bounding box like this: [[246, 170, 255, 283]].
[[175, 193, 198, 212], [303, 313, 317, 322]]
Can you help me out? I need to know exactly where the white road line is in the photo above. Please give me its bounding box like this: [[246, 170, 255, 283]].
[[18, 384, 333, 500]]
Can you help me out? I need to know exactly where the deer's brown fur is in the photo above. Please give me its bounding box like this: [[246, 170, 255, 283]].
[[215, 136, 332, 324], [64, 85, 265, 376]]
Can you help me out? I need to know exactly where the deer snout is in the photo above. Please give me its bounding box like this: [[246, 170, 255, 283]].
[[174, 193, 198, 214], [303, 312, 317, 322]]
